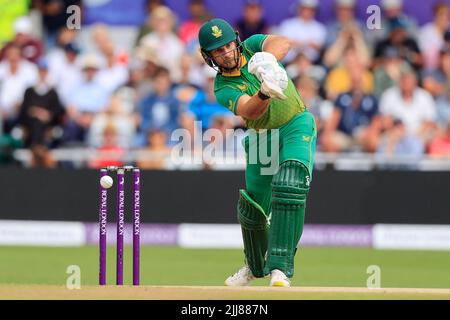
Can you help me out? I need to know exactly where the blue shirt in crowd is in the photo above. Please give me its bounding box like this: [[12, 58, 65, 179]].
[[188, 91, 233, 130], [335, 92, 378, 135], [69, 80, 110, 113], [138, 89, 181, 135]]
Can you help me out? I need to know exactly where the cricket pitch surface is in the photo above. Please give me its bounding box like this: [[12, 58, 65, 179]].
[[1, 285, 450, 300]]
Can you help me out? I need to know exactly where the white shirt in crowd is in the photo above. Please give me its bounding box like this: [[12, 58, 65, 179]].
[[418, 23, 445, 71], [139, 32, 184, 82], [95, 63, 129, 93], [87, 113, 136, 148], [47, 50, 83, 106], [0, 60, 38, 117], [379, 87, 437, 135], [277, 17, 327, 62]]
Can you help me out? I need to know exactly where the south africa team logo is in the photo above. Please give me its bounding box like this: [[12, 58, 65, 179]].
[[211, 26, 222, 38]]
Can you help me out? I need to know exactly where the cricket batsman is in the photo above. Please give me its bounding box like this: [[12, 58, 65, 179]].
[[198, 18, 316, 287]]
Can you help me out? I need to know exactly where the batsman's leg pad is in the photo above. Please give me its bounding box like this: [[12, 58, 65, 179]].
[[237, 189, 269, 278], [265, 160, 310, 278]]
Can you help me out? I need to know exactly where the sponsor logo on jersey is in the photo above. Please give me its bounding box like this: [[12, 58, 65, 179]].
[[237, 83, 247, 91]]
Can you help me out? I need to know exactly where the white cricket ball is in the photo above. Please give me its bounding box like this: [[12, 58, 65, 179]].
[[100, 175, 114, 189]]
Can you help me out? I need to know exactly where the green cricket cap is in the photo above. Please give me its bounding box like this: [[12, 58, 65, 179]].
[[198, 18, 237, 52]]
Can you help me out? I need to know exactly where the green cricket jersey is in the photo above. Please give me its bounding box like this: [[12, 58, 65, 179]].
[[214, 34, 306, 130]]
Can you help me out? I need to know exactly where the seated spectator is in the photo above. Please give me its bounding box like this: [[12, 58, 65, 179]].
[[16, 59, 64, 167], [373, 16, 423, 71], [295, 76, 332, 135], [428, 121, 450, 157], [135, 0, 167, 46], [89, 121, 126, 169], [0, 16, 43, 63], [87, 95, 138, 148], [63, 54, 111, 144], [376, 119, 424, 170], [422, 44, 450, 99], [48, 42, 83, 106], [325, 47, 374, 100], [373, 47, 405, 99], [379, 66, 437, 143], [138, 6, 184, 82], [179, 53, 206, 89], [418, 2, 449, 71], [235, 0, 269, 41], [323, 18, 370, 69], [0, 45, 39, 133], [369, 0, 418, 47], [136, 67, 182, 147], [90, 23, 128, 62], [202, 114, 240, 168], [179, 65, 235, 132], [90, 23, 111, 53], [95, 40, 129, 93], [325, 0, 369, 50], [285, 51, 327, 86], [46, 28, 79, 76], [135, 44, 163, 97], [277, 0, 326, 63], [136, 129, 171, 169], [114, 59, 147, 115], [178, 0, 212, 47], [17, 58, 65, 149], [321, 71, 380, 153]]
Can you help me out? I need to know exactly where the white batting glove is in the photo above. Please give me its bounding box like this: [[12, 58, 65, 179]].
[[248, 52, 281, 86], [248, 52, 279, 77], [260, 77, 287, 100], [257, 64, 288, 100], [249, 52, 289, 100], [258, 65, 288, 91]]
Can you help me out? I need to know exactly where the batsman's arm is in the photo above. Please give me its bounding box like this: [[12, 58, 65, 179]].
[[262, 35, 292, 61], [235, 93, 270, 120]]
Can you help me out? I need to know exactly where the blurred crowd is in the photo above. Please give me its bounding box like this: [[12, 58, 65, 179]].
[[1, 0, 450, 169]]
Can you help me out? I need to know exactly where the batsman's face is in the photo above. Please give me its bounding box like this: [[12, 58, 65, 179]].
[[210, 42, 239, 70]]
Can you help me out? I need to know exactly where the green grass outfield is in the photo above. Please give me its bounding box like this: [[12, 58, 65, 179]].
[[0, 246, 450, 299]]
